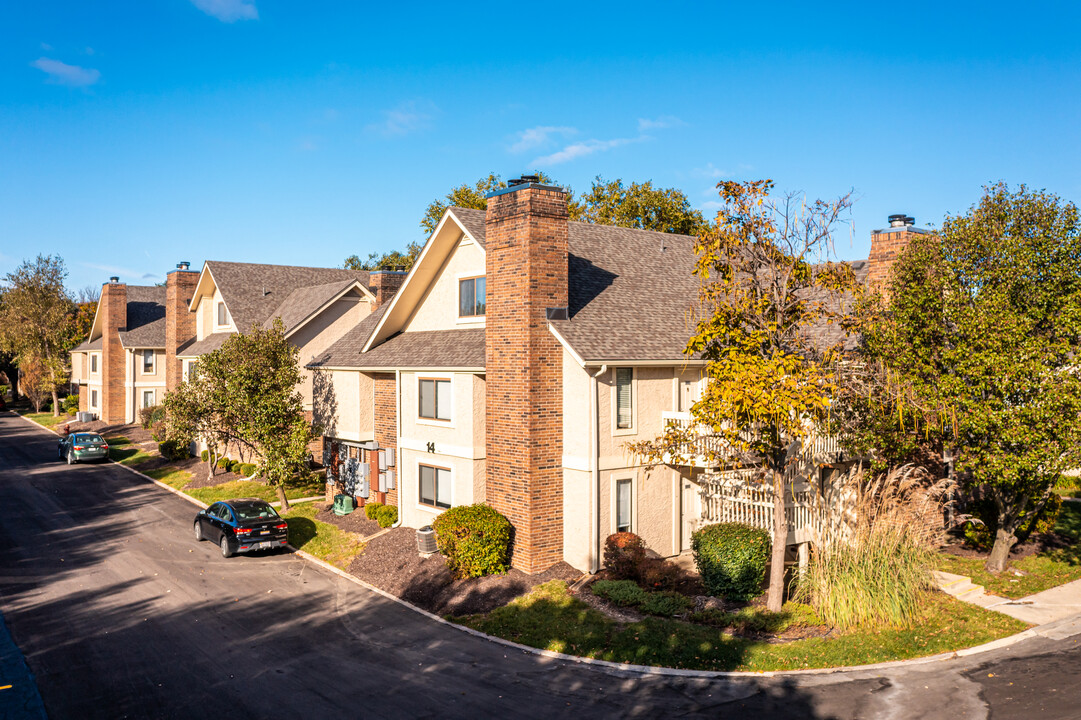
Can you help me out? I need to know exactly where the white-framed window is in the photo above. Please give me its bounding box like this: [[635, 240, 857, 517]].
[[142, 390, 155, 408], [419, 463, 451, 509], [141, 349, 155, 374], [216, 301, 229, 328], [458, 276, 486, 317], [418, 377, 451, 422], [90, 389, 98, 409], [184, 360, 198, 382], [613, 367, 635, 433], [90, 353, 98, 374], [614, 477, 635, 533]]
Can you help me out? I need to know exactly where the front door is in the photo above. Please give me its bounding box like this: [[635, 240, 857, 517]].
[[680, 478, 698, 552]]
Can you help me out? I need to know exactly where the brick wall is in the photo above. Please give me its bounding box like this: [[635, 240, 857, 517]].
[[369, 271, 407, 307], [485, 184, 568, 574], [373, 372, 397, 507], [165, 269, 200, 392], [867, 228, 921, 292], [99, 282, 128, 424]]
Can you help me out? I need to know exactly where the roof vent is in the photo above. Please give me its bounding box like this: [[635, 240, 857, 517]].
[[177, 261, 190, 271], [109, 276, 119, 284], [904, 216, 915, 226], [888, 214, 907, 228], [508, 174, 540, 187]]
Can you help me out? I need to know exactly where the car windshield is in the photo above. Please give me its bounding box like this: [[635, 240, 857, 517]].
[[75, 434, 105, 444], [233, 503, 279, 521]]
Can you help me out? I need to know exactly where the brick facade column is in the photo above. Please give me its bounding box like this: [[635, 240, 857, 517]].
[[369, 270, 407, 307], [484, 182, 568, 573], [373, 372, 397, 507], [100, 280, 128, 424], [165, 265, 200, 392]]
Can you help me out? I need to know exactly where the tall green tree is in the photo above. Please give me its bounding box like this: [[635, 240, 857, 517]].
[[163, 319, 314, 508], [577, 177, 706, 235], [0, 255, 77, 414], [632, 180, 857, 611], [850, 183, 1081, 573]]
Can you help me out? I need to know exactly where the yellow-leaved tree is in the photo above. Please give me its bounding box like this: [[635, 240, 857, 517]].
[[632, 180, 858, 611]]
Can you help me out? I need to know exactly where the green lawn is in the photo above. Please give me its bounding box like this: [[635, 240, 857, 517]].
[[183, 478, 324, 505], [19, 409, 71, 429], [456, 580, 1027, 672], [936, 503, 1081, 598], [106, 436, 155, 466], [280, 502, 364, 568]]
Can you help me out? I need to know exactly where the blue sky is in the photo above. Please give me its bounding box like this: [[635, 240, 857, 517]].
[[2, 1, 1079, 292]]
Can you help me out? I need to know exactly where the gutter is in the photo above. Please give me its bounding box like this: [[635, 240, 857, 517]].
[[391, 368, 403, 528], [589, 364, 607, 573]]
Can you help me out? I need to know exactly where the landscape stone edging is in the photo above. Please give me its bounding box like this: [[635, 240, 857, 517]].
[[8, 410, 1058, 678]]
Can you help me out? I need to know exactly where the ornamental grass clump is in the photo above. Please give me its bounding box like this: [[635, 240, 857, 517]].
[[432, 504, 513, 579], [797, 465, 951, 630], [692, 522, 771, 601]]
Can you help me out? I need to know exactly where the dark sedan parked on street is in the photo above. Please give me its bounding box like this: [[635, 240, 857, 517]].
[[57, 433, 109, 464], [194, 498, 289, 558]]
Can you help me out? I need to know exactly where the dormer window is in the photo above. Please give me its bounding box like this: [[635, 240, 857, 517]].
[[459, 277, 486, 317], [216, 301, 229, 327]]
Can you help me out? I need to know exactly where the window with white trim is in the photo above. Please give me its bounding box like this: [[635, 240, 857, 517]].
[[418, 378, 451, 421], [615, 478, 633, 533], [142, 390, 155, 408], [458, 276, 486, 317], [90, 354, 98, 373], [216, 301, 229, 327], [142, 349, 154, 374], [90, 390, 98, 409], [419, 464, 451, 509], [615, 367, 633, 430]]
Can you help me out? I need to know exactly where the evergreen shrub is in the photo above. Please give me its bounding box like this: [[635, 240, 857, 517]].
[[432, 504, 513, 578], [692, 522, 770, 601]]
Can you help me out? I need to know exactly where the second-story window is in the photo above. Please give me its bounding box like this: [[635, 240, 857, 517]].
[[216, 301, 229, 327], [459, 277, 486, 317], [90, 354, 98, 373], [142, 349, 154, 373], [418, 378, 451, 421], [615, 368, 633, 429]]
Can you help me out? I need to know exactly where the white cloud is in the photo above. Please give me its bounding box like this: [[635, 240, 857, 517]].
[[638, 115, 684, 132], [693, 162, 730, 179], [190, 0, 258, 22], [31, 57, 100, 87], [532, 136, 643, 166], [510, 126, 577, 153], [367, 100, 436, 137]]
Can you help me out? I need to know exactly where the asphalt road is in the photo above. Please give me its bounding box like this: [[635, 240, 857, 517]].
[[1, 412, 1081, 719]]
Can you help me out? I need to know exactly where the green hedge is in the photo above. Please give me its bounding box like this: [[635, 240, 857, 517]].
[[364, 502, 383, 520], [362, 502, 398, 528], [692, 522, 771, 601], [432, 504, 513, 579], [158, 440, 190, 461], [238, 463, 257, 478], [201, 450, 209, 462]]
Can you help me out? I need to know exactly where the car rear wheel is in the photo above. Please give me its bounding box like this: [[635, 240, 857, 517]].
[[193, 521, 204, 542], [220, 535, 233, 558], [66, 450, 75, 465]]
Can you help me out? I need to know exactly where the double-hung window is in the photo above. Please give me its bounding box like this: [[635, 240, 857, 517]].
[[142, 390, 155, 408], [216, 302, 229, 327], [90, 390, 98, 408], [459, 276, 486, 317], [418, 378, 451, 421], [615, 368, 633, 430], [142, 349, 154, 374], [419, 465, 451, 509], [90, 354, 98, 373]]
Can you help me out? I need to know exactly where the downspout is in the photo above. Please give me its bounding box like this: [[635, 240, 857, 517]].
[[391, 369, 404, 528], [590, 364, 607, 573]]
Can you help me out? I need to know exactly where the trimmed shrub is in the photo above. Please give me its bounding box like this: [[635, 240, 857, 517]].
[[432, 504, 513, 579], [139, 404, 164, 430], [692, 523, 771, 601], [63, 394, 80, 415], [638, 556, 683, 591], [200, 450, 209, 462], [375, 505, 398, 528], [241, 463, 258, 478], [591, 579, 648, 607], [640, 590, 693, 617], [158, 440, 190, 461], [603, 532, 648, 581], [217, 457, 231, 469], [365, 502, 384, 520]]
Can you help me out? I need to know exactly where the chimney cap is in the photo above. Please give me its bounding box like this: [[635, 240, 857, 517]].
[[486, 175, 565, 199], [177, 261, 190, 270], [109, 276, 120, 284]]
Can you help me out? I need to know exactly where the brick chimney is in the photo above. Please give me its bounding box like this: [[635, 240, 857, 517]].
[[485, 176, 569, 573], [100, 277, 127, 424], [369, 270, 407, 306], [866, 214, 927, 290], [165, 261, 200, 391]]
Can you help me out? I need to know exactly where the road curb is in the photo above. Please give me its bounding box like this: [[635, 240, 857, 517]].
[[11, 410, 1071, 679]]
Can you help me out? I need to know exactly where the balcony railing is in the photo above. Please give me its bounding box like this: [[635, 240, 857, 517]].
[[660, 411, 843, 467], [699, 470, 821, 545]]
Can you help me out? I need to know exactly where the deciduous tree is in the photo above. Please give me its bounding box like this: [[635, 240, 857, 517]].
[[631, 180, 857, 611]]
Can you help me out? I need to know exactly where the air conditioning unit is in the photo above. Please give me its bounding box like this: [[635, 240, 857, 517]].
[[416, 526, 437, 554]]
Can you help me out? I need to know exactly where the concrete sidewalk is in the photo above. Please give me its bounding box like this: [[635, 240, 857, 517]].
[[933, 570, 1081, 624]]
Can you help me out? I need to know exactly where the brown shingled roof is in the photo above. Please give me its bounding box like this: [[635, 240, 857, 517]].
[[264, 279, 361, 335], [316, 327, 484, 370], [307, 302, 389, 369], [116, 286, 167, 349], [206, 261, 370, 331], [177, 332, 231, 358]]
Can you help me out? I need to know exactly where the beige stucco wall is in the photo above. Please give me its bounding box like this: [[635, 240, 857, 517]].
[[124, 348, 167, 423], [403, 237, 486, 333], [397, 448, 485, 529], [88, 351, 102, 383], [313, 368, 366, 442], [70, 352, 86, 384], [563, 467, 592, 571], [399, 370, 480, 450], [195, 285, 233, 341], [596, 465, 680, 558], [292, 291, 371, 410]]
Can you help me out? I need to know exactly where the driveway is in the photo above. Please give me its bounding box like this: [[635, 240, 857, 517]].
[[1, 411, 1080, 719]]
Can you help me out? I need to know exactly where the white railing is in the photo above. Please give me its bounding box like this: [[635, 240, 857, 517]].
[[699, 472, 820, 545], [660, 411, 842, 467]]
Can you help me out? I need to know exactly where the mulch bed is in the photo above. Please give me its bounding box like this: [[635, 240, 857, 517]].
[[316, 505, 383, 537], [348, 526, 582, 617], [940, 531, 1073, 562]]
